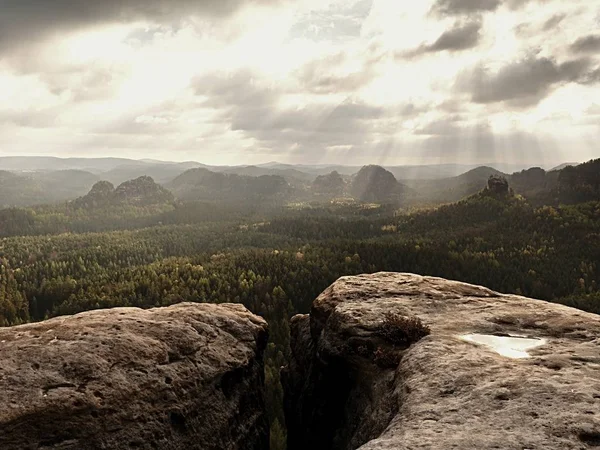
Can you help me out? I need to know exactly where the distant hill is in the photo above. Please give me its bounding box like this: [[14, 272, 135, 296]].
[[508, 167, 559, 205], [0, 157, 207, 182], [0, 157, 143, 173], [0, 156, 540, 182], [403, 166, 505, 205], [167, 168, 291, 203], [73, 176, 174, 209], [312, 171, 346, 196], [0, 169, 99, 208], [551, 162, 579, 172], [3, 156, 592, 208], [101, 164, 200, 185], [350, 165, 408, 203], [0, 171, 44, 208], [558, 159, 600, 204], [401, 164, 581, 207], [219, 165, 314, 184], [30, 170, 100, 200], [260, 162, 531, 179]]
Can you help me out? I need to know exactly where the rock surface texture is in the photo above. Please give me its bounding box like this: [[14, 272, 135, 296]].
[[283, 272, 600, 450], [0, 303, 269, 450]]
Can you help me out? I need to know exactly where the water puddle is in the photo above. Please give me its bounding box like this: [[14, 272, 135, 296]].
[[460, 333, 546, 359]]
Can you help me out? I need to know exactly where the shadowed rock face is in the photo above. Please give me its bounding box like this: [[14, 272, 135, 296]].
[[283, 272, 600, 450], [0, 303, 269, 450]]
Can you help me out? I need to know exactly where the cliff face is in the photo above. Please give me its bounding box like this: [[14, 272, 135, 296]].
[[0, 303, 269, 450], [283, 272, 600, 450]]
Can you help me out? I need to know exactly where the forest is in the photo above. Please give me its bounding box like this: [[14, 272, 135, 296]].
[[0, 159, 599, 449]]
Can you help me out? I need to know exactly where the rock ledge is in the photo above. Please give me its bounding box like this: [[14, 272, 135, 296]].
[[0, 302, 269, 450], [283, 272, 600, 450]]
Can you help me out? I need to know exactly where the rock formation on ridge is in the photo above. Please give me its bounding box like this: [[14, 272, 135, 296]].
[[486, 175, 510, 196]]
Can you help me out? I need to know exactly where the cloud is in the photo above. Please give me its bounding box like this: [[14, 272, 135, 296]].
[[0, 108, 59, 128], [431, 0, 501, 16], [430, 0, 548, 17], [571, 35, 600, 54], [1, 0, 599, 165], [414, 117, 464, 136], [0, 0, 282, 52], [515, 12, 566, 37], [541, 13, 566, 31], [290, 0, 374, 41], [458, 56, 598, 107], [399, 21, 482, 58], [427, 21, 482, 52], [190, 68, 408, 154], [191, 70, 289, 117], [296, 45, 384, 93]]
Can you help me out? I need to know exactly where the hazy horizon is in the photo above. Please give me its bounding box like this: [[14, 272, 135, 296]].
[[1, 0, 599, 166], [0, 154, 579, 171]]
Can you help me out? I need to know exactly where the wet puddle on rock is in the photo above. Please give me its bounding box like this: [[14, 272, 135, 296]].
[[459, 333, 546, 358]]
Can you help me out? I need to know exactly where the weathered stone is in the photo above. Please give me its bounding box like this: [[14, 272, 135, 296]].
[[283, 272, 600, 450], [487, 175, 510, 195], [0, 303, 269, 450]]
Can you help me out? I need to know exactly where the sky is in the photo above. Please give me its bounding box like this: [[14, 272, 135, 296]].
[[0, 0, 599, 166]]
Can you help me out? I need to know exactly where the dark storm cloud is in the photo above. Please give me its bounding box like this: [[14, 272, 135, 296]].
[[0, 0, 280, 51], [571, 35, 600, 54], [458, 56, 598, 107]]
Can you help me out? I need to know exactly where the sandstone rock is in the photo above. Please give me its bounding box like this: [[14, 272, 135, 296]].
[[283, 272, 600, 450], [487, 175, 510, 195], [0, 303, 269, 450]]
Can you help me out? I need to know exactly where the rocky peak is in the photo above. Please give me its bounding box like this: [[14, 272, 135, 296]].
[[74, 176, 173, 208], [283, 272, 600, 450], [113, 176, 174, 205], [350, 165, 401, 203], [313, 171, 345, 196], [487, 175, 510, 195]]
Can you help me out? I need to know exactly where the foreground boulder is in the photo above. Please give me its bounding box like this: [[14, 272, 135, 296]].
[[283, 272, 600, 450], [0, 303, 269, 450]]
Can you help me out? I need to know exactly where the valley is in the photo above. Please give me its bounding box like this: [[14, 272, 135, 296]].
[[0, 157, 599, 449]]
